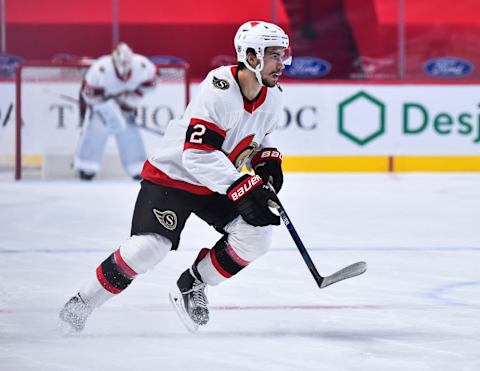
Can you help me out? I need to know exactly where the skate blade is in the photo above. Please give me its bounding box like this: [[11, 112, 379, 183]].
[[168, 289, 199, 333]]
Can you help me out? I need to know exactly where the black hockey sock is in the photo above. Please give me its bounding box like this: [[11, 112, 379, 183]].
[[96, 251, 137, 294], [209, 236, 249, 278]]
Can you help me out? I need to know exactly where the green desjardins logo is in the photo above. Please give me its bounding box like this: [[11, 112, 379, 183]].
[[338, 90, 480, 146], [338, 91, 385, 146]]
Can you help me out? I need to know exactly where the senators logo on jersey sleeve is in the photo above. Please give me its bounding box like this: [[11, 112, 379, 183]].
[[228, 135, 257, 170], [212, 76, 230, 90], [184, 118, 226, 152]]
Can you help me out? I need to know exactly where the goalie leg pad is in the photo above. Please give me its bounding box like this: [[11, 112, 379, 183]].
[[73, 114, 110, 173], [114, 117, 147, 176], [93, 98, 127, 133]]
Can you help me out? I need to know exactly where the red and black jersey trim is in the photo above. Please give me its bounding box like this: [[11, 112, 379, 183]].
[[113, 65, 132, 81], [82, 80, 105, 98], [133, 88, 144, 97], [184, 118, 226, 151], [243, 87, 267, 113], [133, 78, 158, 97], [140, 77, 158, 89], [230, 66, 268, 113], [227, 134, 255, 165], [141, 160, 214, 195]]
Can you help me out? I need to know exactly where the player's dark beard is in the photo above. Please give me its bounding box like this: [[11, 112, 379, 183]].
[[261, 78, 276, 88]]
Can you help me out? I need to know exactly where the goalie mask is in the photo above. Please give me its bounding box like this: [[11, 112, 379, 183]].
[[234, 21, 292, 86], [112, 42, 133, 80]]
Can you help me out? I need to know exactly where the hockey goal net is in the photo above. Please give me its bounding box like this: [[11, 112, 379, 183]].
[[2, 60, 190, 180]]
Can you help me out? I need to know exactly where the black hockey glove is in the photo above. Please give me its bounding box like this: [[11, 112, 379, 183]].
[[227, 174, 280, 227], [251, 148, 283, 193]]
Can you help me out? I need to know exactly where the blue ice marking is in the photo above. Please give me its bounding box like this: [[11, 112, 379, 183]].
[[426, 280, 480, 306]]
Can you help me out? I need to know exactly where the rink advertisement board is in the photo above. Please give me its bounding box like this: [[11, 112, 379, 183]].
[[275, 84, 480, 155], [1, 81, 480, 174], [272, 83, 480, 171], [0, 80, 186, 177]]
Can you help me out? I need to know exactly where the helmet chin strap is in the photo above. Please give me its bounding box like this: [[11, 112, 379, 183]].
[[245, 56, 265, 86]]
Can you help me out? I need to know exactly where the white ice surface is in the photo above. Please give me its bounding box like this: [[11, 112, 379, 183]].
[[1, 173, 479, 371]]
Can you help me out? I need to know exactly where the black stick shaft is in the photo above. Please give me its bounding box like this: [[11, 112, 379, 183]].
[[277, 205, 325, 287]]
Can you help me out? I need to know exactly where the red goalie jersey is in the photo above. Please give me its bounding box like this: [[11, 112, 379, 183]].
[[141, 65, 284, 195]]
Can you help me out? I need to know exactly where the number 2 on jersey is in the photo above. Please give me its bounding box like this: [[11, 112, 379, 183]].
[[189, 124, 206, 144]]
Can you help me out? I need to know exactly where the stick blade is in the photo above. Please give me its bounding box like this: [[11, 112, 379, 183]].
[[319, 261, 367, 289]]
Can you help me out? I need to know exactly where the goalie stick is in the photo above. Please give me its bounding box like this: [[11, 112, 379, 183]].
[[269, 194, 367, 289], [2, 103, 13, 127]]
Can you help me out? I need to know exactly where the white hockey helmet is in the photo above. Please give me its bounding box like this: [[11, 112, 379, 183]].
[[234, 21, 291, 85], [112, 42, 133, 79]]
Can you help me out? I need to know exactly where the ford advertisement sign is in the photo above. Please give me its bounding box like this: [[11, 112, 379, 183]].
[[423, 57, 474, 78], [148, 55, 188, 66], [0, 54, 24, 77], [284, 56, 331, 79]]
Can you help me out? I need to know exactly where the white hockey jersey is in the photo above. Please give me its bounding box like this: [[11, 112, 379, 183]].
[[82, 54, 158, 111], [142, 65, 284, 195]]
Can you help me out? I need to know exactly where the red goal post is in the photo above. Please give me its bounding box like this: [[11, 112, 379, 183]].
[[13, 60, 190, 180]]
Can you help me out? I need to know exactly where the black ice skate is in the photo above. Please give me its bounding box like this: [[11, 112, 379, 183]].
[[78, 170, 95, 181], [169, 269, 209, 333], [59, 293, 93, 332]]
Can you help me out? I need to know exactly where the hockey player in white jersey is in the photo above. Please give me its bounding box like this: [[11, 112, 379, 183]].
[[60, 21, 292, 332], [73, 42, 158, 180]]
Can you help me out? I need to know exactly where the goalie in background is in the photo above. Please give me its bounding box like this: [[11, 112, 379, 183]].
[[73, 42, 158, 180]]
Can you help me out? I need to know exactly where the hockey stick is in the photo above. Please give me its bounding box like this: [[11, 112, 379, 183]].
[[2, 103, 13, 127], [269, 192, 367, 289], [43, 89, 165, 136]]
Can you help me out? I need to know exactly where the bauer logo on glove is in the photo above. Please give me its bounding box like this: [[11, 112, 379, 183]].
[[227, 174, 263, 201], [227, 174, 280, 227]]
